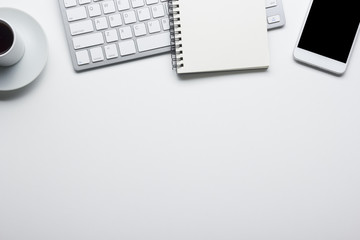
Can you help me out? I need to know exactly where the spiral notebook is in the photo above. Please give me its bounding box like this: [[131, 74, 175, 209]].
[[169, 0, 270, 74]]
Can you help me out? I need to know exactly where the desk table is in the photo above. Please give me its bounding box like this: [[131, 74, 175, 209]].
[[1, 0, 360, 239]]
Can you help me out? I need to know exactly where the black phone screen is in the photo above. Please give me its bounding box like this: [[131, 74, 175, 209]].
[[298, 0, 360, 63]]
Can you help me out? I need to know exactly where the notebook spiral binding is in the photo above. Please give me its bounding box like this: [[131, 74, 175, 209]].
[[168, 0, 184, 70]]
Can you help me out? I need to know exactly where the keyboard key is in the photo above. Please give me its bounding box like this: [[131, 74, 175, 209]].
[[64, 0, 77, 8], [151, 5, 165, 18], [79, 0, 91, 5], [268, 15, 281, 24], [95, 17, 109, 30], [146, 0, 158, 5], [66, 7, 87, 21], [102, 1, 116, 14], [137, 8, 151, 21], [105, 29, 119, 42], [70, 20, 94, 36], [163, 2, 168, 14], [73, 32, 104, 49], [116, 0, 130, 11], [119, 26, 133, 39], [161, 18, 169, 30], [123, 10, 137, 24], [134, 23, 147, 36], [137, 32, 170, 52], [90, 47, 105, 62], [265, 0, 277, 8], [105, 44, 119, 59], [131, 0, 144, 8], [148, 20, 160, 33], [119, 40, 136, 56], [76, 50, 90, 65], [109, 14, 122, 27], [88, 4, 102, 17]]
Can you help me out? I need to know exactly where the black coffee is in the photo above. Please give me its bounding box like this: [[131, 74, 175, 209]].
[[0, 21, 14, 55]]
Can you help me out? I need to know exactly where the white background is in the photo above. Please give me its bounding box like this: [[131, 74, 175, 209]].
[[1, 0, 360, 239]]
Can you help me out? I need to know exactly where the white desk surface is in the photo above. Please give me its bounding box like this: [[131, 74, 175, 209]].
[[1, 1, 360, 239]]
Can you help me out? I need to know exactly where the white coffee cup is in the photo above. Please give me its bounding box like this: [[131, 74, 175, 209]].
[[0, 19, 25, 67]]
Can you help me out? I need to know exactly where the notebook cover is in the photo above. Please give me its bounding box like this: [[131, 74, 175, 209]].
[[170, 0, 270, 74]]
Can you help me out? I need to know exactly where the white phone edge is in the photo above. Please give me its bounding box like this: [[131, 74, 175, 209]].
[[293, 0, 360, 75]]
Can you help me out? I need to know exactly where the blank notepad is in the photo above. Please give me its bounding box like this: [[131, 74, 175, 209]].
[[169, 0, 270, 74]]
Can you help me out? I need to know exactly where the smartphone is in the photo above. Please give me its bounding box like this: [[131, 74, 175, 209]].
[[294, 0, 360, 75]]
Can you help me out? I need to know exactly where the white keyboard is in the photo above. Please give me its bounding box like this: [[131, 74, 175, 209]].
[[59, 0, 171, 71], [59, 0, 286, 72], [266, 0, 286, 30]]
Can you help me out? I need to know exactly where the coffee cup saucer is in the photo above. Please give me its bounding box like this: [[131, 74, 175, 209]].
[[0, 8, 48, 92]]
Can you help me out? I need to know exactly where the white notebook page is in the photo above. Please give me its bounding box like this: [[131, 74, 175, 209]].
[[174, 0, 270, 74]]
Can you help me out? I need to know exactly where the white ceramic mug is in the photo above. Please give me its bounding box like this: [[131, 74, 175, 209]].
[[0, 18, 25, 67]]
